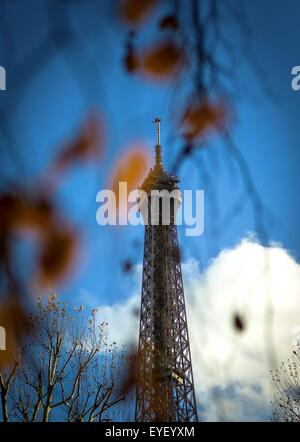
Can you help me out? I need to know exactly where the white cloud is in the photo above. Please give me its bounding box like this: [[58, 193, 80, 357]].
[[76, 288, 100, 308], [92, 238, 300, 421], [95, 294, 140, 347]]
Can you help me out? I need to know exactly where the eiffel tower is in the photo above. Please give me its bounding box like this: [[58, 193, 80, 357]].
[[135, 119, 198, 422]]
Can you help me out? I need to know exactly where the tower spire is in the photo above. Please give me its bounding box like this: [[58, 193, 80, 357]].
[[153, 118, 163, 168]]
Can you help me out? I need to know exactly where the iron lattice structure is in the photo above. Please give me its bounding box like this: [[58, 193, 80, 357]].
[[135, 120, 198, 422]]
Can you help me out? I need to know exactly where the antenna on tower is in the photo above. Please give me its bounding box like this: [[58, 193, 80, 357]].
[[153, 118, 162, 146], [153, 118, 163, 168]]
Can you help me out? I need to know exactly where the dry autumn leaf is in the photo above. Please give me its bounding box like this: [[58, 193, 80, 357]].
[[38, 226, 78, 285], [119, 348, 139, 395], [0, 299, 32, 368], [109, 147, 150, 209], [0, 193, 53, 233], [124, 46, 139, 73], [233, 313, 245, 333], [0, 194, 22, 232], [19, 196, 54, 231], [120, 0, 157, 26], [122, 259, 133, 273], [182, 101, 227, 141], [142, 40, 184, 81], [159, 15, 179, 30], [55, 114, 104, 169]]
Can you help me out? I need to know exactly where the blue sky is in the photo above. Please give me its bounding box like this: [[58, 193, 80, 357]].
[[1, 0, 300, 421]]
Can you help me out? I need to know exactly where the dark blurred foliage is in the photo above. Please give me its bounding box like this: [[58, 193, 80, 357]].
[[0, 112, 103, 367], [120, 0, 157, 26], [233, 313, 245, 333]]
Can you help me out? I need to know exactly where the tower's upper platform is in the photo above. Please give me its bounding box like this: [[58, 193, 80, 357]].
[[140, 119, 180, 194]]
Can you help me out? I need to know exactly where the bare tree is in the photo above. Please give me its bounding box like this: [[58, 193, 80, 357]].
[[0, 361, 19, 422], [0, 294, 126, 422], [271, 345, 300, 422]]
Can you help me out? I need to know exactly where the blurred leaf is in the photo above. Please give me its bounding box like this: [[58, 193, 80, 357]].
[[0, 192, 53, 234], [0, 194, 19, 232], [120, 0, 157, 26], [233, 313, 245, 333], [182, 100, 227, 141], [124, 46, 139, 73], [131, 306, 139, 318], [142, 40, 184, 80], [20, 196, 54, 231], [159, 15, 179, 30], [122, 259, 133, 273], [119, 348, 138, 395], [0, 299, 32, 368], [183, 143, 193, 156], [55, 114, 104, 169], [38, 225, 78, 285], [0, 189, 79, 293], [110, 147, 150, 208]]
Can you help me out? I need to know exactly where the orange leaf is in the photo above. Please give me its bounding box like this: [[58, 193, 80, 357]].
[[142, 40, 184, 80], [120, 0, 157, 26], [38, 226, 78, 285], [0, 299, 32, 368], [159, 15, 179, 30], [0, 193, 53, 233], [110, 147, 150, 209], [56, 114, 104, 169], [182, 100, 227, 140]]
